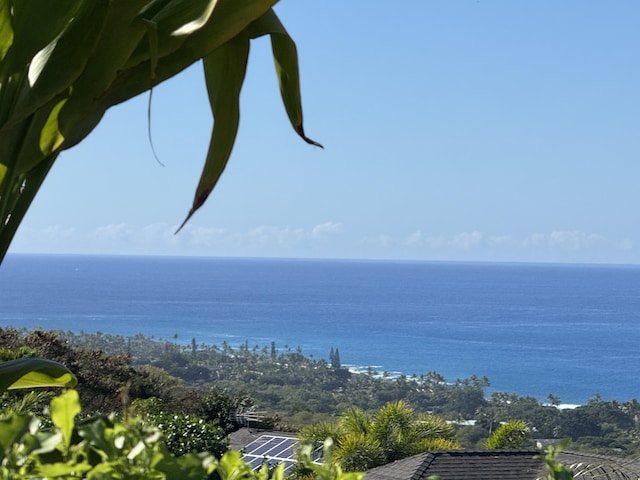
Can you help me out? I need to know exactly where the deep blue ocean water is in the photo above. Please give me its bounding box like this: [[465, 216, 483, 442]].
[[1, 254, 639, 404]]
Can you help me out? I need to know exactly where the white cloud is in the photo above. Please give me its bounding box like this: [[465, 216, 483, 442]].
[[486, 234, 513, 247], [451, 231, 483, 249], [90, 223, 135, 243], [403, 231, 513, 250], [311, 222, 344, 237], [11, 224, 78, 253], [403, 231, 446, 248], [524, 230, 606, 251], [89, 222, 345, 252], [41, 224, 76, 240], [617, 238, 634, 251], [354, 229, 640, 263], [238, 222, 343, 246], [405, 231, 424, 246], [360, 234, 394, 248], [245, 225, 307, 245], [180, 225, 228, 247]]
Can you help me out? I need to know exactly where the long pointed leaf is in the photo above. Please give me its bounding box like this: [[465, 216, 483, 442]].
[[0, 154, 56, 264], [249, 9, 322, 147], [176, 30, 250, 231]]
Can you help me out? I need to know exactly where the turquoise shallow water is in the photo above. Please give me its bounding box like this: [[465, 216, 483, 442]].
[[1, 254, 639, 404]]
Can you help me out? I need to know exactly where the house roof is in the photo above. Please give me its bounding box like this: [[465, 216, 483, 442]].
[[556, 451, 640, 479], [364, 450, 640, 480], [365, 450, 544, 480]]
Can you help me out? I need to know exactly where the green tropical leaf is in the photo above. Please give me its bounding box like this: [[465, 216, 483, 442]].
[[1, 1, 82, 77], [116, 0, 277, 100], [0, 155, 57, 260], [51, 389, 81, 451], [149, 0, 218, 37], [0, 357, 77, 393], [0, 413, 33, 452], [249, 9, 322, 147], [38, 97, 67, 155], [11, 2, 109, 123], [0, 0, 13, 62]]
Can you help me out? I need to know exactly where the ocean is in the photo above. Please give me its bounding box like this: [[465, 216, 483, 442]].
[[1, 254, 639, 405]]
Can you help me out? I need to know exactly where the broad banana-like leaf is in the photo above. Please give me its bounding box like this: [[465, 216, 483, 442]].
[[0, 357, 77, 393], [0, 0, 319, 265]]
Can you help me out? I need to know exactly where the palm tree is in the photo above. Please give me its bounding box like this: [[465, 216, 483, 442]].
[[0, 0, 319, 263], [371, 400, 459, 463], [484, 419, 530, 449], [300, 400, 460, 472]]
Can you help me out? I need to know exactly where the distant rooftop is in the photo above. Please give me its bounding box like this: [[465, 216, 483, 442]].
[[364, 450, 640, 480], [365, 450, 544, 480]]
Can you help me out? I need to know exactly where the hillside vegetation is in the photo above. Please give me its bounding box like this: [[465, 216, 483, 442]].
[[1, 327, 639, 458]]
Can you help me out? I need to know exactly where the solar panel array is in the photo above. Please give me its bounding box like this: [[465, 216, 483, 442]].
[[241, 435, 322, 474]]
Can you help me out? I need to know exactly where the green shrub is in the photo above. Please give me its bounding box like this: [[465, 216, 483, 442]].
[[152, 412, 227, 458]]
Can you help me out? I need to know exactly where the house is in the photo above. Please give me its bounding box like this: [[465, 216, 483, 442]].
[[229, 429, 640, 479], [364, 450, 640, 480]]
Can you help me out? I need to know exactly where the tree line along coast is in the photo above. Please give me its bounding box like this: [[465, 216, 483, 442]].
[[1, 327, 639, 461]]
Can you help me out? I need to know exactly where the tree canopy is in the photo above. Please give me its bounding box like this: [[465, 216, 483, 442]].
[[300, 400, 460, 471]]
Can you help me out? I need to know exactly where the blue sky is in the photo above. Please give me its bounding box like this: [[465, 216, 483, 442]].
[[10, 1, 640, 263]]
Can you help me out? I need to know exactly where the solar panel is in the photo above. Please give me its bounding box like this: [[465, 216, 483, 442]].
[[241, 434, 322, 474]]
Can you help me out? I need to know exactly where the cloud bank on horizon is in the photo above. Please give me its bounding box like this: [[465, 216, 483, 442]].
[[11, 221, 637, 265]]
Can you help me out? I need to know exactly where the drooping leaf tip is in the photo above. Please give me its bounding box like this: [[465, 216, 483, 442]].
[[175, 211, 194, 234], [295, 125, 323, 148]]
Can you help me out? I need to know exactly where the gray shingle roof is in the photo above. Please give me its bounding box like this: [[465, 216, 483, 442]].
[[365, 450, 544, 480], [557, 451, 640, 479], [365, 450, 640, 480]]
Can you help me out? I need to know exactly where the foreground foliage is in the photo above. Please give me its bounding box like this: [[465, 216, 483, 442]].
[[0, 0, 320, 263], [0, 389, 361, 480]]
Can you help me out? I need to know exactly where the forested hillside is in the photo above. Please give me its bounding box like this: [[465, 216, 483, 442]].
[[1, 327, 639, 458]]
